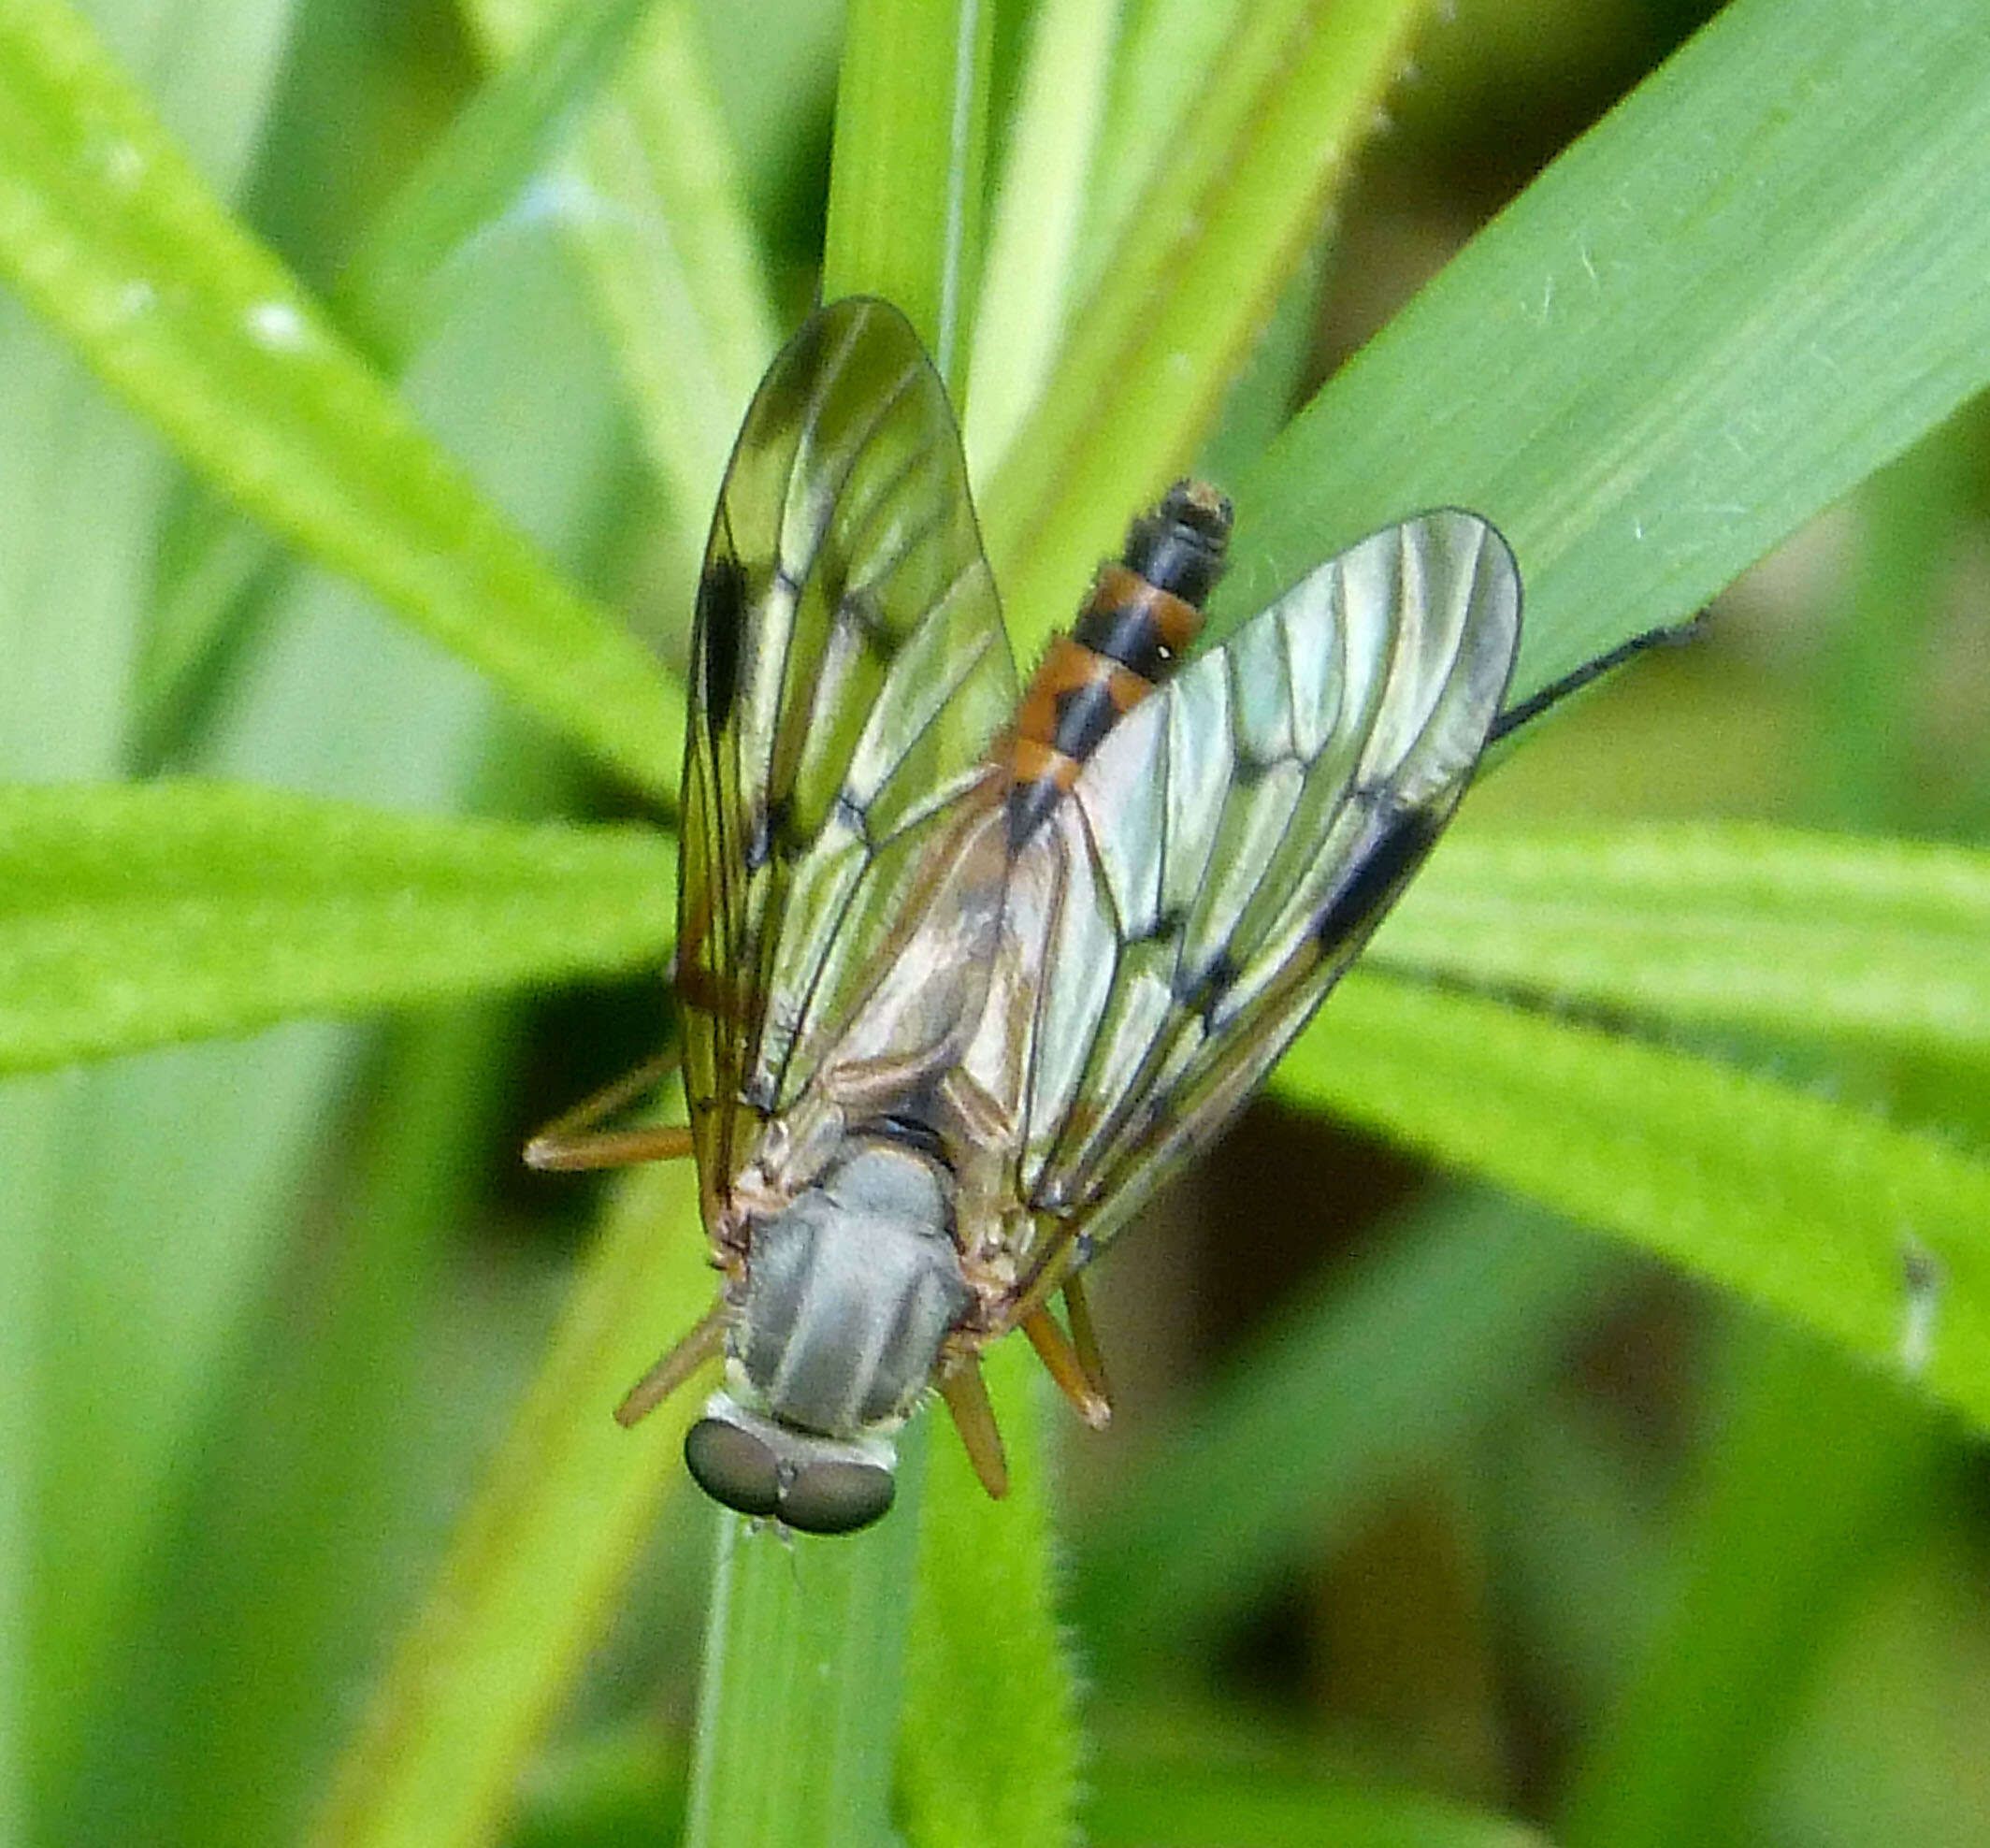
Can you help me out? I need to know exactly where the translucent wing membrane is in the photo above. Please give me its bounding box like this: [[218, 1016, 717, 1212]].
[[1010, 511, 1521, 1275], [679, 299, 1017, 1195]]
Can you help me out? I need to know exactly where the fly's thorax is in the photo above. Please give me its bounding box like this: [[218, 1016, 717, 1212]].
[[731, 1137, 969, 1437], [684, 1137, 970, 1534]]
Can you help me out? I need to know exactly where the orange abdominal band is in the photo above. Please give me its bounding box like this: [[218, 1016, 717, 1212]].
[[1003, 566, 1204, 842]]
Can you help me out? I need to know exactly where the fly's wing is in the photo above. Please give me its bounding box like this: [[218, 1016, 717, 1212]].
[[1008, 511, 1520, 1279], [679, 298, 1017, 1196]]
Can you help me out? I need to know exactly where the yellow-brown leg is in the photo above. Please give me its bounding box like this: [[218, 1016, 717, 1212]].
[[614, 1298, 728, 1426], [525, 1048, 693, 1171], [1061, 1274, 1113, 1408], [1022, 1307, 1112, 1430], [939, 1358, 1010, 1499]]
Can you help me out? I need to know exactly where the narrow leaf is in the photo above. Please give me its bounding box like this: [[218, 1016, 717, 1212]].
[[310, 1160, 710, 1848], [961, 0, 1117, 479], [0, 0, 681, 794], [1803, 426, 1982, 832], [1369, 824, 1990, 1058], [1280, 974, 1990, 1437], [0, 782, 674, 1073], [821, 0, 995, 383], [1076, 0, 1261, 301], [340, 0, 665, 364], [457, 0, 779, 590], [980, 0, 1427, 655], [1216, 0, 1990, 704], [1086, 1758, 1547, 1848], [684, 1489, 926, 1848], [1559, 1321, 1952, 1848], [900, 1338, 1083, 1848], [1070, 1192, 1626, 1666], [678, 19, 1003, 1848]]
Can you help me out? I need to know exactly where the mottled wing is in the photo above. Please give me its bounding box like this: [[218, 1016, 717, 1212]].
[[679, 298, 1017, 1195], [1009, 511, 1520, 1278]]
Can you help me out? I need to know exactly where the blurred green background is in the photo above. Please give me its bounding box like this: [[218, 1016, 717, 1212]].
[[4, 1, 1988, 1845]]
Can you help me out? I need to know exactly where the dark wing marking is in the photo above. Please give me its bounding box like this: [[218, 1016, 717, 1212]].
[[1007, 511, 1521, 1278], [678, 298, 1017, 1194]]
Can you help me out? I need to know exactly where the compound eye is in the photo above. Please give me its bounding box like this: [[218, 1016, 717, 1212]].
[[779, 1459, 896, 1536], [684, 1417, 781, 1519]]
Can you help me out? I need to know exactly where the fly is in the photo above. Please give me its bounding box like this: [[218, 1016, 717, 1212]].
[[528, 296, 1670, 1534]]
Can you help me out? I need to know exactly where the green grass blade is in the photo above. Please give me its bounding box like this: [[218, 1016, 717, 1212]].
[[961, 0, 1117, 479], [511, 1725, 688, 1845], [1070, 1191, 1624, 1667], [979, 0, 1427, 655], [8, 9, 360, 1802], [1215, 0, 1990, 703], [1558, 1321, 1954, 1848], [79, 1003, 519, 1844], [0, 782, 675, 1074], [1191, 226, 1331, 489], [309, 1161, 711, 1848], [0, 212, 168, 1804], [1086, 1757, 1547, 1848], [685, 1483, 926, 1848], [0, 1087, 49, 1847], [141, 0, 755, 758], [132, 493, 284, 765], [821, 0, 994, 382], [1368, 823, 1990, 1058], [1492, 1400, 1669, 1724], [30, 1022, 369, 1826], [0, 0, 681, 794], [339, 0, 662, 364], [248, 212, 682, 1848], [1802, 423, 1980, 832], [1280, 973, 1990, 1438], [43, 227, 636, 1833], [458, 0, 779, 593], [1074, 0, 1253, 304], [900, 1338, 1081, 1848]]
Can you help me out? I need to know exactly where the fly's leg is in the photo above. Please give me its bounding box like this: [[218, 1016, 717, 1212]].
[[615, 1298, 728, 1426], [750, 1047, 954, 1189], [938, 1357, 1010, 1499], [1020, 1304, 1112, 1429], [529, 1045, 716, 1426], [931, 1066, 1021, 1262], [930, 1069, 1118, 1431], [525, 1048, 694, 1171], [1061, 1273, 1112, 1408]]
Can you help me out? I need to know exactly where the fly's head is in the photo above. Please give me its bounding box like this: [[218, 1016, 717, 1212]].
[[686, 1136, 971, 1534]]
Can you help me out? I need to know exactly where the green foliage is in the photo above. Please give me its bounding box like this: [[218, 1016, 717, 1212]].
[[900, 1339, 1081, 1848], [1223, 0, 1990, 704], [978, 0, 1429, 654], [0, 0, 684, 797], [0, 781, 673, 1071], [684, 1472, 925, 1848], [1285, 972, 1990, 1432], [3, 0, 1989, 1845], [821, 0, 994, 384], [339, 0, 664, 366], [314, 1162, 710, 1848], [1371, 822, 1990, 1057], [1067, 1191, 1624, 1668]]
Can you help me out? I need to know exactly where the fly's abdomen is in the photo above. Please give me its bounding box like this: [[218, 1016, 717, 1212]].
[[1006, 480, 1233, 845]]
